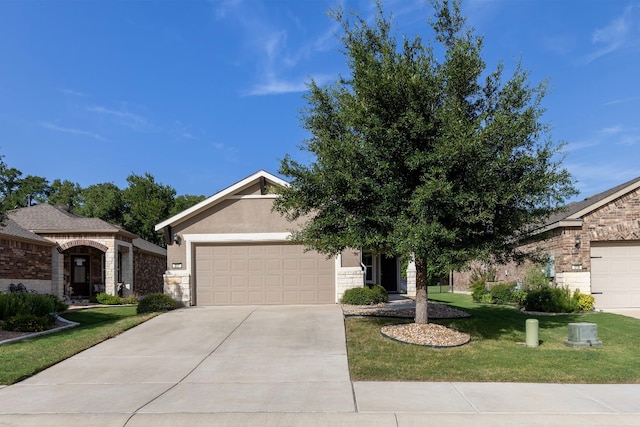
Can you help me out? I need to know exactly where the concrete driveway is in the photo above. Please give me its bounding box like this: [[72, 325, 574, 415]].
[[2, 304, 640, 426], [0, 305, 355, 425]]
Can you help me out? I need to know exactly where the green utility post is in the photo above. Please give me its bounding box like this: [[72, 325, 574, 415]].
[[526, 319, 539, 347]]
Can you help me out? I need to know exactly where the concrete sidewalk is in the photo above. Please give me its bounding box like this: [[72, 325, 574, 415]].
[[0, 304, 639, 426]]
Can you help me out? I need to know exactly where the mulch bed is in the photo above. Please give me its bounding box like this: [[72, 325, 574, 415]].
[[343, 300, 472, 348]]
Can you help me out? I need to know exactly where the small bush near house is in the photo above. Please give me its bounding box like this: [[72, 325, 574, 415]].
[[2, 313, 55, 332], [95, 293, 138, 305], [511, 289, 528, 307], [577, 293, 595, 312], [0, 292, 63, 332], [489, 282, 517, 304], [470, 280, 488, 302], [369, 284, 389, 304], [469, 266, 496, 302], [96, 293, 125, 305], [523, 286, 580, 313], [137, 293, 177, 314], [523, 266, 550, 290], [341, 285, 388, 305], [0, 292, 57, 320]]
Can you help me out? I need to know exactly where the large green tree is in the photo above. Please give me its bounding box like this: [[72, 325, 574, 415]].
[[48, 179, 83, 212], [123, 172, 176, 246], [77, 182, 125, 225], [273, 0, 576, 324]]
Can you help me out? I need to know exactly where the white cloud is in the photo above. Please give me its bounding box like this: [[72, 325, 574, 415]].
[[600, 125, 622, 135], [88, 106, 146, 125], [211, 0, 242, 19], [583, 5, 638, 63], [211, 1, 339, 96], [603, 96, 640, 106], [87, 105, 159, 133], [39, 122, 105, 141]]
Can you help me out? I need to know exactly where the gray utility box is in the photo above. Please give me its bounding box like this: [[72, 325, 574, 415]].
[[564, 322, 602, 347]]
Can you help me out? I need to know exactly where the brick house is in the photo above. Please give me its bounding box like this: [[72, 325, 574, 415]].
[[454, 176, 640, 309], [1, 204, 166, 299]]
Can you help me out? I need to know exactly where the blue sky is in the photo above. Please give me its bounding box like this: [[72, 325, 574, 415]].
[[0, 0, 638, 202]]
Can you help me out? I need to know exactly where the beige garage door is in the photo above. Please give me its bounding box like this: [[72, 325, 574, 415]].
[[195, 243, 335, 305], [591, 242, 640, 309]]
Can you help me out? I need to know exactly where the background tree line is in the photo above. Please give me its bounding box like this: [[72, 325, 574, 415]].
[[0, 155, 204, 247]]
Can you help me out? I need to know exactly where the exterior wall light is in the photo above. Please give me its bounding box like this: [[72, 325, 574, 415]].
[[173, 233, 181, 245]]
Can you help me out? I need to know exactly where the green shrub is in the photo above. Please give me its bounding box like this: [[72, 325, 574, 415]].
[[523, 286, 580, 313], [370, 284, 389, 304], [0, 292, 57, 320], [469, 266, 496, 302], [137, 293, 177, 314], [470, 280, 488, 302], [2, 313, 55, 332], [511, 289, 528, 306], [577, 292, 595, 312], [96, 292, 125, 305], [122, 295, 139, 305], [341, 285, 388, 305], [480, 293, 493, 304], [489, 282, 517, 304], [523, 267, 550, 290]]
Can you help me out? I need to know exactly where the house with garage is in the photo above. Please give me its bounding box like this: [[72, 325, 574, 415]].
[[1, 204, 166, 299], [155, 170, 416, 306], [455, 176, 640, 310]]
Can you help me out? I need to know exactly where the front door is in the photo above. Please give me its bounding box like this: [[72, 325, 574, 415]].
[[380, 255, 398, 292], [70, 255, 90, 297]]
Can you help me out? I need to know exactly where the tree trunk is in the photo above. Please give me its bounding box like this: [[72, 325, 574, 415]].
[[414, 257, 429, 324]]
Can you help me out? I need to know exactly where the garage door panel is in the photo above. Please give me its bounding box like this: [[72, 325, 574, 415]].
[[591, 242, 640, 309], [195, 243, 335, 305]]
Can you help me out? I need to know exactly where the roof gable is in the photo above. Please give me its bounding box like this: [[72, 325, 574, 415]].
[[155, 170, 288, 231], [542, 176, 640, 230]]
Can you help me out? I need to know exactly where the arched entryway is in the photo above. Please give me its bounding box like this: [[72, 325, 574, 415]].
[[59, 240, 109, 298]]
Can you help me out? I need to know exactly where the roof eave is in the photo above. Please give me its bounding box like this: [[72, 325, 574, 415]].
[[534, 219, 583, 234], [155, 170, 288, 231], [568, 179, 640, 220]]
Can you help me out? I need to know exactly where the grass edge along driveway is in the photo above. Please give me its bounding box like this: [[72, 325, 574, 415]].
[[346, 293, 640, 383], [0, 306, 157, 385]]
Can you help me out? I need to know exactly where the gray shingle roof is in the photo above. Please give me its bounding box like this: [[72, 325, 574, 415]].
[[0, 218, 55, 244], [545, 175, 640, 226], [133, 238, 167, 257], [8, 204, 132, 235]]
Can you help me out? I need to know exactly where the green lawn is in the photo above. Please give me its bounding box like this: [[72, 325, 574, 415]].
[[346, 293, 640, 383], [0, 306, 157, 385]]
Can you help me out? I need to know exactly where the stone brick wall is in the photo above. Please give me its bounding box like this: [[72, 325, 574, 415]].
[[164, 270, 191, 306], [134, 250, 166, 295], [335, 267, 364, 302], [453, 186, 640, 292], [0, 237, 52, 281]]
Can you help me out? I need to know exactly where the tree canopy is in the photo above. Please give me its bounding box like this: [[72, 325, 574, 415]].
[[0, 155, 204, 247], [273, 0, 576, 323]]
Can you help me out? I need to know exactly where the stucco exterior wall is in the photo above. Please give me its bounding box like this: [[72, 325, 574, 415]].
[[166, 198, 296, 270]]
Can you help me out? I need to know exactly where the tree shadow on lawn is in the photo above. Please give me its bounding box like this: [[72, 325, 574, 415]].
[[429, 297, 583, 341]]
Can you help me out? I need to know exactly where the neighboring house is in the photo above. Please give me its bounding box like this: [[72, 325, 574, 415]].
[[155, 170, 417, 306], [1, 204, 166, 299], [454, 176, 640, 309]]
